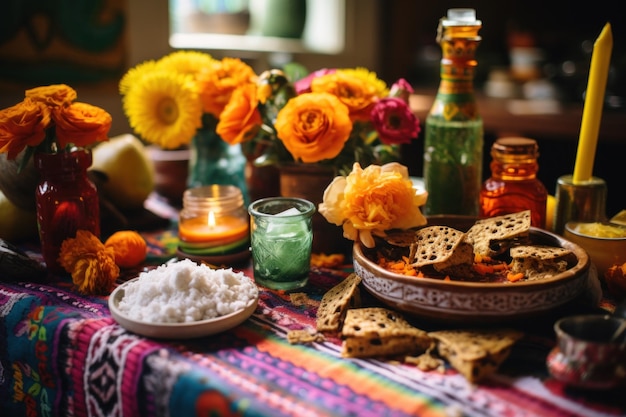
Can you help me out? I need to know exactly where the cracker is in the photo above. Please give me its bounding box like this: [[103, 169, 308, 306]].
[[428, 328, 524, 383], [510, 245, 575, 280], [410, 226, 466, 267], [467, 210, 531, 256], [287, 329, 326, 344], [289, 292, 309, 306], [316, 273, 362, 333], [341, 307, 432, 358]]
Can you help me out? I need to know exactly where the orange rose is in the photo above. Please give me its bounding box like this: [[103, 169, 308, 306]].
[[216, 84, 262, 145], [197, 58, 257, 118], [53, 102, 112, 148], [319, 162, 428, 248], [0, 98, 50, 159], [311, 70, 386, 122], [25, 84, 77, 108], [274, 92, 352, 163]]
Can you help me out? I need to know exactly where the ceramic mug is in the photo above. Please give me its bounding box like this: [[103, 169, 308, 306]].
[[546, 314, 626, 389]]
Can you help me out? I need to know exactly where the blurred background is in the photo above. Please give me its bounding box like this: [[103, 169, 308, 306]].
[[0, 0, 624, 214]]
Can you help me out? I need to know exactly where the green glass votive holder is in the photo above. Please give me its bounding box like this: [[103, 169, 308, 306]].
[[248, 197, 315, 291]]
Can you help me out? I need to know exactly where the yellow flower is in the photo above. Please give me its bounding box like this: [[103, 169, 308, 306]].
[[58, 230, 120, 295], [274, 92, 352, 163], [197, 57, 258, 118], [119, 60, 158, 95], [311, 68, 388, 122], [122, 71, 202, 149], [216, 84, 262, 145], [319, 162, 428, 248], [157, 50, 216, 78]]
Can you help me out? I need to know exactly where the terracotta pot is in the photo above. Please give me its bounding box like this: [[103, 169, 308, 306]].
[[279, 164, 351, 256], [147, 146, 190, 206]]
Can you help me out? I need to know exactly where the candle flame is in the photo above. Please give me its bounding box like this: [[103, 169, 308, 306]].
[[207, 210, 216, 227]]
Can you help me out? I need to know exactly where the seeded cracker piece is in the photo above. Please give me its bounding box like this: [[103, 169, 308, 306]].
[[428, 328, 524, 383], [316, 273, 362, 333], [341, 307, 433, 358], [466, 210, 531, 257], [510, 245, 575, 280], [287, 329, 326, 344], [409, 226, 466, 268]]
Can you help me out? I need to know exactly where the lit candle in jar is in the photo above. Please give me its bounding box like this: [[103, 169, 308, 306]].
[[179, 210, 249, 244], [177, 185, 250, 262]]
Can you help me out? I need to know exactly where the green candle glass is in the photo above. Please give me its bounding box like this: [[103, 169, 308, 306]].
[[248, 197, 315, 290]]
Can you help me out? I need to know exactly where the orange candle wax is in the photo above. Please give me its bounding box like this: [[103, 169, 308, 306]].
[[179, 215, 249, 244]]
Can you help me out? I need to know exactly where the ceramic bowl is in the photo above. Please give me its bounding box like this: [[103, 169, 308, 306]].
[[563, 221, 626, 278], [352, 216, 590, 324], [547, 314, 626, 389]]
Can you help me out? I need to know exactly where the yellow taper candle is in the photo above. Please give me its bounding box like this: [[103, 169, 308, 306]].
[[573, 23, 613, 184]]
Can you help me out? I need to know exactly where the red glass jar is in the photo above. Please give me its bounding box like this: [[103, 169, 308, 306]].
[[35, 149, 100, 273], [480, 137, 548, 228]]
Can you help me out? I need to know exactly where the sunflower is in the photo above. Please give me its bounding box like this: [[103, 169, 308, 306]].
[[156, 50, 216, 79], [122, 71, 202, 149], [118, 60, 158, 95]]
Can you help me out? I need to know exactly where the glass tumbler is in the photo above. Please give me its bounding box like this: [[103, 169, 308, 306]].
[[248, 197, 315, 290]]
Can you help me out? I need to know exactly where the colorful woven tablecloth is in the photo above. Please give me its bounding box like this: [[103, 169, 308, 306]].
[[1, 226, 625, 417]]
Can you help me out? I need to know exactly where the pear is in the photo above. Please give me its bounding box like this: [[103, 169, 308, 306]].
[[91, 134, 155, 211], [0, 190, 38, 242]]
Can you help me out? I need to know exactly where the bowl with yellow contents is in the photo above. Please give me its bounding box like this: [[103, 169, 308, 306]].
[[563, 221, 626, 279]]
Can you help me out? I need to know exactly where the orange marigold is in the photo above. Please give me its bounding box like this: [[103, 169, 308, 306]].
[[104, 230, 148, 268], [274, 92, 352, 163], [59, 230, 119, 295]]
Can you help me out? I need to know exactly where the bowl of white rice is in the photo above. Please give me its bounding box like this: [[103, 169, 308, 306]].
[[108, 259, 259, 339]]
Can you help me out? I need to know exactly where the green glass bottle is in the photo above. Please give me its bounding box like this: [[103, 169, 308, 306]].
[[423, 8, 483, 216]]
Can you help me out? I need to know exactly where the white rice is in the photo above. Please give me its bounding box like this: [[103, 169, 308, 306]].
[[116, 259, 258, 323]]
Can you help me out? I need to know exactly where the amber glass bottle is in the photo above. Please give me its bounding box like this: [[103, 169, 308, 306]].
[[423, 8, 483, 216], [480, 137, 548, 228]]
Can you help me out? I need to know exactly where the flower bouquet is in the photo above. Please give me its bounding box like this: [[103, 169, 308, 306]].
[[0, 84, 112, 271], [119, 51, 257, 198]]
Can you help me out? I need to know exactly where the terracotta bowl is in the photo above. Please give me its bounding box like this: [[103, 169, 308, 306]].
[[352, 216, 591, 324]]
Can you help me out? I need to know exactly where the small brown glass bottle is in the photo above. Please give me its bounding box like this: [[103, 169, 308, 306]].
[[480, 137, 548, 228]]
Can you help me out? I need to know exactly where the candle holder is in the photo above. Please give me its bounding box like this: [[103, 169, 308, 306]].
[[177, 185, 250, 266], [553, 175, 607, 234]]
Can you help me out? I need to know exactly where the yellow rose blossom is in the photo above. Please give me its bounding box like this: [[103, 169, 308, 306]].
[[59, 230, 120, 295], [216, 84, 262, 145], [311, 68, 388, 122], [319, 162, 428, 248], [53, 102, 112, 148], [122, 71, 202, 149], [197, 57, 258, 118], [274, 92, 352, 163]]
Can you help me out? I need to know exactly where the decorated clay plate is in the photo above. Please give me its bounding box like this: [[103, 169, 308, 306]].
[[108, 278, 259, 339], [353, 216, 591, 323]]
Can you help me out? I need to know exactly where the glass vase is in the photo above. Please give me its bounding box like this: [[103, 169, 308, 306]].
[[35, 148, 100, 274], [187, 128, 249, 206]]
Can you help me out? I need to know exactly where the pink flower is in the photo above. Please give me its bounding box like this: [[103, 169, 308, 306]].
[[293, 68, 336, 94], [370, 97, 420, 145], [388, 78, 414, 102]]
